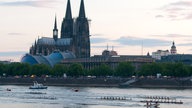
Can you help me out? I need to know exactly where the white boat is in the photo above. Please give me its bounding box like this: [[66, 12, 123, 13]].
[[29, 81, 47, 89]]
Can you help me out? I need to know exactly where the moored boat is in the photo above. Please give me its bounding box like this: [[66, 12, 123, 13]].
[[29, 81, 47, 89]]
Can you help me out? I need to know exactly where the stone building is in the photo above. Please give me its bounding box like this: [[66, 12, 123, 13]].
[[29, 0, 90, 58], [61, 49, 155, 70], [152, 50, 170, 60], [152, 41, 177, 60]]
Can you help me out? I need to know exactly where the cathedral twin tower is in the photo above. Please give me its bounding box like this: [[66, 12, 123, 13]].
[[30, 0, 90, 58]]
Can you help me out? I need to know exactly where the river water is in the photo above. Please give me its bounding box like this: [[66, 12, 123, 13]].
[[0, 85, 191, 108]]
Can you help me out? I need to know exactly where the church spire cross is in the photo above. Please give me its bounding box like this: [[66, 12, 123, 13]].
[[65, 0, 72, 19], [79, 0, 86, 18]]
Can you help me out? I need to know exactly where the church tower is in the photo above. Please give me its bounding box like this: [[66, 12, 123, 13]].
[[61, 0, 73, 38], [74, 0, 90, 58], [170, 41, 177, 55], [53, 16, 58, 41]]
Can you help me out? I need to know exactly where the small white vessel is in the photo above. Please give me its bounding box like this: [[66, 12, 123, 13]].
[[29, 81, 47, 89]]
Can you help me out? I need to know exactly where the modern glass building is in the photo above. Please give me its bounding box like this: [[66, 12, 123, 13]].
[[21, 51, 75, 67]]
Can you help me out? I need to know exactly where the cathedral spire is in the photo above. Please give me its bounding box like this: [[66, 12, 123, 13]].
[[74, 0, 90, 58], [65, 0, 72, 19], [61, 0, 73, 38], [53, 15, 58, 41], [79, 0, 86, 18], [54, 15, 57, 29]]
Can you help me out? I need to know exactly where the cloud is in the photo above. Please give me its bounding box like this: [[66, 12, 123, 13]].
[[168, 1, 192, 7], [157, 1, 192, 20], [8, 33, 25, 36], [152, 34, 192, 38], [92, 45, 121, 49], [91, 34, 105, 37], [0, 51, 27, 57], [92, 46, 108, 48], [0, 0, 62, 8], [178, 43, 192, 46], [155, 15, 164, 18], [90, 37, 109, 44], [115, 36, 171, 47], [91, 36, 173, 47]]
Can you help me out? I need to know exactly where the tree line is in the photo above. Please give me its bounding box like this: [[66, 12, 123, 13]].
[[0, 62, 191, 78]]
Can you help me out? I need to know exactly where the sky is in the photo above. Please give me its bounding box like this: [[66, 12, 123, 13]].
[[0, 0, 192, 62]]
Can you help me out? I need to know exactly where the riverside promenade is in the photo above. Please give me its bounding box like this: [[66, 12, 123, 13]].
[[0, 77, 192, 88], [0, 77, 127, 87], [120, 77, 192, 88]]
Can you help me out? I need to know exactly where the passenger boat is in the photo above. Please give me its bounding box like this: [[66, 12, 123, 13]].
[[29, 81, 47, 89]]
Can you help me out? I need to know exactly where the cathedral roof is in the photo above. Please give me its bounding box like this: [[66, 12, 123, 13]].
[[37, 37, 71, 46]]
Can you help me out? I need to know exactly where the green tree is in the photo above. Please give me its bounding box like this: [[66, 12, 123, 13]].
[[4, 63, 21, 76], [30, 64, 51, 77], [161, 63, 175, 76], [0, 63, 5, 76], [12, 63, 31, 76], [115, 62, 135, 77], [139, 63, 162, 76], [52, 64, 68, 77], [91, 64, 113, 76], [174, 63, 189, 77], [68, 63, 84, 77], [20, 63, 31, 75]]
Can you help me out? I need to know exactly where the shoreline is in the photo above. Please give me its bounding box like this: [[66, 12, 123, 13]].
[[0, 77, 126, 87], [0, 77, 192, 89]]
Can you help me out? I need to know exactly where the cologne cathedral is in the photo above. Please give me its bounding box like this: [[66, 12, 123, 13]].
[[29, 0, 90, 58]]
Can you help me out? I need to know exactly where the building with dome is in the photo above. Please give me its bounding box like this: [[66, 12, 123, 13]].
[[102, 46, 118, 57], [152, 41, 178, 60], [170, 41, 177, 55], [157, 41, 192, 65]]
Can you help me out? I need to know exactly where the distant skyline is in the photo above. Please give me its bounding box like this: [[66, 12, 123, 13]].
[[1, 0, 192, 61]]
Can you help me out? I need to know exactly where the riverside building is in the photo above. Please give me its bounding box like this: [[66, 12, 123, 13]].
[[152, 41, 177, 60], [61, 48, 155, 70]]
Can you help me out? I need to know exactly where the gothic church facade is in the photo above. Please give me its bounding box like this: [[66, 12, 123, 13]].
[[29, 0, 90, 58]]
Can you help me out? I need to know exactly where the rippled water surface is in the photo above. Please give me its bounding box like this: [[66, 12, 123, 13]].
[[0, 85, 191, 108]]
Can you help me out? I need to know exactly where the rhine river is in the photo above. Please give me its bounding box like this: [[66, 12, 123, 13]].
[[0, 85, 191, 108]]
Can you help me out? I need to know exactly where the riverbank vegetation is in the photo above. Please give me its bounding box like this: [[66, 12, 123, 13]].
[[0, 62, 191, 78]]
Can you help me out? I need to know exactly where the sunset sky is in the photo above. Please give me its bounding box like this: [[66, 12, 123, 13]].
[[0, 0, 192, 61]]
